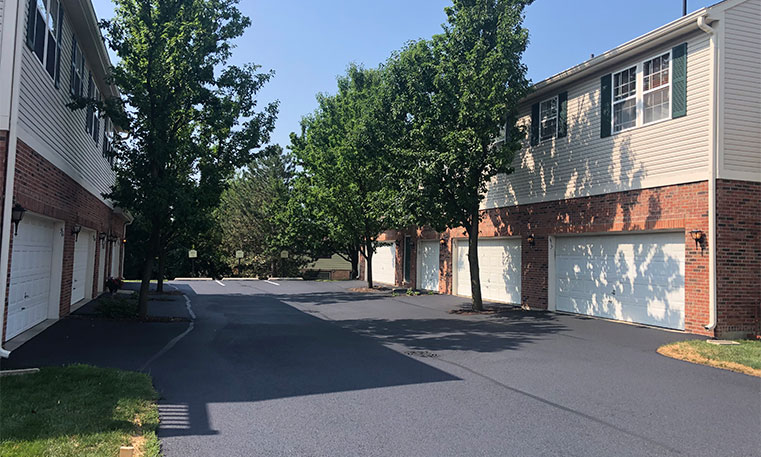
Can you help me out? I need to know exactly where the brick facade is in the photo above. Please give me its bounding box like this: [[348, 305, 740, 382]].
[[1, 138, 126, 342], [362, 181, 727, 336], [715, 180, 761, 338]]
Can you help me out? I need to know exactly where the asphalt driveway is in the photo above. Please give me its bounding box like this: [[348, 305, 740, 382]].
[[2, 279, 759, 456]]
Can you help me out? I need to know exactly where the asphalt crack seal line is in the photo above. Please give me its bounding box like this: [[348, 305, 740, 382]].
[[140, 292, 196, 372], [435, 357, 684, 456]]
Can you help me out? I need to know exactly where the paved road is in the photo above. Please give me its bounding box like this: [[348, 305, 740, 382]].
[[5, 279, 760, 456]]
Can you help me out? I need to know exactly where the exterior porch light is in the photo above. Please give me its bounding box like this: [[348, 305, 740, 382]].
[[527, 234, 536, 247], [689, 229, 705, 249], [71, 224, 82, 241], [99, 232, 107, 246], [107, 233, 117, 244], [11, 203, 26, 236]]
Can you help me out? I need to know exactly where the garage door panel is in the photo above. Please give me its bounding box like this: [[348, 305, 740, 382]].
[[418, 240, 439, 291], [556, 232, 685, 330], [71, 233, 92, 305], [8, 216, 56, 340], [370, 244, 395, 285], [456, 238, 521, 304]]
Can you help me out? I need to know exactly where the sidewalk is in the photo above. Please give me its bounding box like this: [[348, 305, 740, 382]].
[[0, 286, 192, 372]]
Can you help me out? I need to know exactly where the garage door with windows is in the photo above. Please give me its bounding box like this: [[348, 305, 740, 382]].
[[555, 232, 685, 330], [7, 216, 56, 340], [455, 238, 521, 304], [370, 243, 395, 286], [417, 240, 440, 291]]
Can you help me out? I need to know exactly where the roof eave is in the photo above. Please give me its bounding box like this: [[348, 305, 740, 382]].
[[523, 8, 711, 104]]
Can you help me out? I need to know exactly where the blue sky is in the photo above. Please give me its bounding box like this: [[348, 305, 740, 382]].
[[91, 0, 718, 150]]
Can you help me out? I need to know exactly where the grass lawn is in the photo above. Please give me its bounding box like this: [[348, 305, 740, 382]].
[[0, 365, 160, 457], [658, 339, 761, 377]]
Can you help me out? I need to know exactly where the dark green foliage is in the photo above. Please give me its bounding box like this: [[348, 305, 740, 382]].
[[387, 0, 533, 310]]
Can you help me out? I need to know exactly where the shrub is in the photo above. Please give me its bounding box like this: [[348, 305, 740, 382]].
[[95, 295, 138, 319]]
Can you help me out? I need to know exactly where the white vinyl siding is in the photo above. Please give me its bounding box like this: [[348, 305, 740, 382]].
[[16, 0, 114, 201], [0, 1, 5, 52], [720, 0, 761, 182], [484, 31, 711, 209]]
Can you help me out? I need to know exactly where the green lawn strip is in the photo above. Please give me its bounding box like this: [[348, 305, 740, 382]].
[[0, 365, 160, 457], [658, 340, 761, 377]]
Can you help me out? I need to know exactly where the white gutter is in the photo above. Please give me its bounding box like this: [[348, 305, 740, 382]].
[[697, 14, 718, 333], [0, 1, 27, 358]]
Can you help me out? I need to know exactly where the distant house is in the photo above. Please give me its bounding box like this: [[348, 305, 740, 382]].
[[0, 0, 130, 351], [363, 0, 761, 338], [304, 254, 353, 280]]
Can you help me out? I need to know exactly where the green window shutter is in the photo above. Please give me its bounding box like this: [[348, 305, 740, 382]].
[[557, 91, 568, 138], [25, 0, 36, 49], [530, 102, 540, 146], [600, 74, 612, 138], [672, 43, 687, 118]]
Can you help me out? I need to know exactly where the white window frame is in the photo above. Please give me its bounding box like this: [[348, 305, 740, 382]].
[[27, 0, 62, 83], [539, 95, 558, 141], [642, 51, 672, 126], [70, 38, 85, 97], [611, 65, 637, 134], [610, 49, 673, 135]]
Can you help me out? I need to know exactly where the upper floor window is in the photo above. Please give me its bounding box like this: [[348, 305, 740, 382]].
[[539, 96, 558, 140], [643, 53, 670, 124], [70, 38, 85, 97], [609, 51, 673, 134], [612, 66, 637, 133], [25, 0, 64, 84]]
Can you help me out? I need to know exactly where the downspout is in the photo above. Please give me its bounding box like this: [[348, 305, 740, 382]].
[[697, 14, 718, 333], [0, 2, 26, 357]]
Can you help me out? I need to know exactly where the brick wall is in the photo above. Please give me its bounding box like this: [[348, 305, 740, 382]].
[[716, 179, 761, 338], [369, 181, 713, 336], [2, 139, 126, 342]]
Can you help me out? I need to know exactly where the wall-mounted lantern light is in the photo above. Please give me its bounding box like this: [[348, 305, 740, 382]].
[[71, 224, 82, 241], [107, 233, 117, 244], [11, 203, 26, 236], [689, 229, 705, 249], [527, 234, 536, 247], [99, 232, 107, 246]]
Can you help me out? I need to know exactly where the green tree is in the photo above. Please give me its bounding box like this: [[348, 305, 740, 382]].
[[218, 145, 304, 277], [387, 0, 533, 310], [290, 64, 406, 288], [98, 0, 277, 316]]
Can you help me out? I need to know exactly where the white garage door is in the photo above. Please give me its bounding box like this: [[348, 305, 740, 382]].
[[455, 238, 521, 304], [111, 243, 121, 278], [370, 243, 395, 285], [97, 242, 106, 293], [417, 240, 440, 291], [71, 232, 91, 304], [7, 216, 55, 340], [555, 232, 685, 330]]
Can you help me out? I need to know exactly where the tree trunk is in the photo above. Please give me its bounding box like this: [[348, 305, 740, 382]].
[[349, 246, 359, 280], [467, 212, 483, 312], [138, 223, 160, 319], [156, 248, 165, 294], [365, 240, 374, 288]]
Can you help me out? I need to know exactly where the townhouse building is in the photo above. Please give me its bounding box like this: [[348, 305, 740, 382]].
[[365, 0, 761, 338], [0, 0, 129, 352]]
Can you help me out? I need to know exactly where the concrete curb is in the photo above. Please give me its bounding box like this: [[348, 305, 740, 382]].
[[0, 368, 40, 377]]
